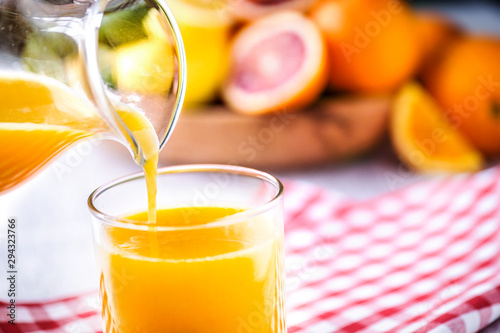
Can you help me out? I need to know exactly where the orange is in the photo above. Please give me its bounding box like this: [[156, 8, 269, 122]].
[[309, 0, 421, 93], [415, 11, 462, 69], [421, 36, 500, 156], [222, 11, 328, 115], [391, 83, 483, 172]]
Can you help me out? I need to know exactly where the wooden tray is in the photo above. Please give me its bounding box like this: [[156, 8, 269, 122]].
[[160, 96, 392, 170]]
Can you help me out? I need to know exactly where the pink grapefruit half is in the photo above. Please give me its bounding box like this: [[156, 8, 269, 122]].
[[222, 11, 328, 115]]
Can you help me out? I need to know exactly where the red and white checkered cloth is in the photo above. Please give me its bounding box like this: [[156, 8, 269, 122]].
[[3, 166, 500, 333]]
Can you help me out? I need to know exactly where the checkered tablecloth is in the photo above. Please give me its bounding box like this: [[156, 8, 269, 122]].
[[3, 166, 500, 332]]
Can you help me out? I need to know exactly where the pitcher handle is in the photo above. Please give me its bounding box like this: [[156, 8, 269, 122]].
[[82, 0, 186, 164]]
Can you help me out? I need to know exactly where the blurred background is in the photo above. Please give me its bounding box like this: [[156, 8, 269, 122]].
[[154, 0, 500, 175], [1, 0, 500, 305]]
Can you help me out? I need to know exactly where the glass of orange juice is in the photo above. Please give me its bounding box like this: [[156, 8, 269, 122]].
[[88, 164, 286, 333]]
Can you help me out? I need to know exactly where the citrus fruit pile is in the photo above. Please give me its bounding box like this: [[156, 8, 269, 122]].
[[87, 0, 500, 172]]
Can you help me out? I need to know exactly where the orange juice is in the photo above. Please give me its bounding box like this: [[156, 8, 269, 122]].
[[96, 206, 285, 333], [1, 123, 93, 192], [0, 73, 104, 192], [0, 72, 159, 199]]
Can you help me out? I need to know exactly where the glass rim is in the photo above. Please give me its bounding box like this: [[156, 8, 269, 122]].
[[87, 164, 284, 231]]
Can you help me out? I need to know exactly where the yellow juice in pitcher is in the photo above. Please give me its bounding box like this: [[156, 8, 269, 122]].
[[0, 73, 103, 192], [96, 206, 283, 333], [0, 72, 158, 197]]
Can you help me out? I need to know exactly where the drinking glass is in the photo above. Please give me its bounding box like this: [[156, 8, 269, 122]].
[[88, 164, 287, 332]]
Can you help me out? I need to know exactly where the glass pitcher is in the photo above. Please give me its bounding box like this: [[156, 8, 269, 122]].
[[0, 0, 186, 193]]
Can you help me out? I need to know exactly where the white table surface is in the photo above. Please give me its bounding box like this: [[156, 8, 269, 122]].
[[1, 0, 499, 305]]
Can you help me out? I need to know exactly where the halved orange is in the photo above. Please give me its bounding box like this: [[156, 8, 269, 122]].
[[391, 83, 483, 172], [222, 11, 328, 115]]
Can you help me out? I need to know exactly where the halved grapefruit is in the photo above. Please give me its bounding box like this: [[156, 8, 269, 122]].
[[228, 0, 317, 21], [222, 11, 328, 115]]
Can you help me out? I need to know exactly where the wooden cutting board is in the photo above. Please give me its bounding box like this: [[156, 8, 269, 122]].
[[160, 95, 392, 170]]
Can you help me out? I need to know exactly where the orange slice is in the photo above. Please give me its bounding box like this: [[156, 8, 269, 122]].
[[222, 11, 328, 115], [391, 83, 483, 172]]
